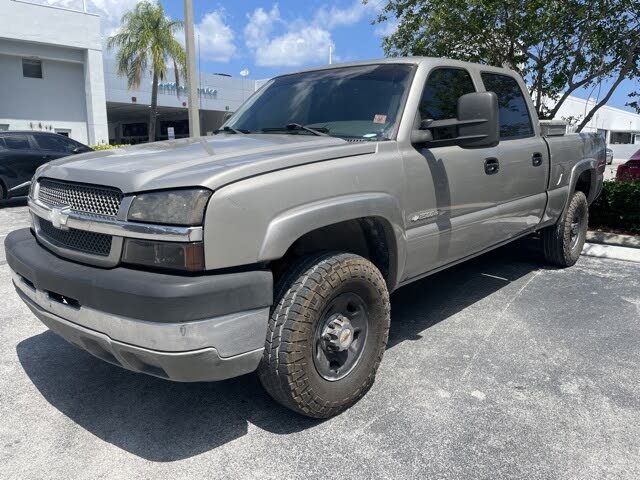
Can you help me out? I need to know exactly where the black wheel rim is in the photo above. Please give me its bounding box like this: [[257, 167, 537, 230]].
[[570, 205, 585, 250], [313, 292, 369, 381]]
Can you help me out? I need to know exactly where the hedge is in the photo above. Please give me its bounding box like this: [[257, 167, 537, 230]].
[[589, 180, 640, 234]]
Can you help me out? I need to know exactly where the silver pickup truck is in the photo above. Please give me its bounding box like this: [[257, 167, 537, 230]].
[[6, 58, 605, 418]]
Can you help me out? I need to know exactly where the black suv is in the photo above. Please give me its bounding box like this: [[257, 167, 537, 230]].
[[0, 131, 92, 201]]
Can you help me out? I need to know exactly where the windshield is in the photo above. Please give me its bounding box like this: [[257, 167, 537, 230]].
[[225, 64, 415, 140]]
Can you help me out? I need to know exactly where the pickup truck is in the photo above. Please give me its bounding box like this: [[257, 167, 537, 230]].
[[5, 58, 605, 418]]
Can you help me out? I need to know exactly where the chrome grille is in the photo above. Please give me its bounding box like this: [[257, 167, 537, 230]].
[[38, 179, 123, 217], [39, 219, 113, 256]]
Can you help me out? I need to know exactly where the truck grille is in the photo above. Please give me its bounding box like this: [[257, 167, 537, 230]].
[[39, 219, 113, 256], [38, 179, 123, 217]]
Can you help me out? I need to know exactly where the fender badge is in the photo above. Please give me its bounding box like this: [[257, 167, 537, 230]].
[[410, 209, 439, 223]]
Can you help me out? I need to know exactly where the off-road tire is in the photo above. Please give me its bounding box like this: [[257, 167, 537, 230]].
[[542, 190, 589, 267], [258, 252, 390, 418]]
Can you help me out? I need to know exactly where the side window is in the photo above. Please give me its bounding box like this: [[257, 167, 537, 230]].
[[419, 68, 476, 121], [481, 73, 534, 139], [418, 68, 475, 140], [4, 135, 31, 150], [34, 134, 67, 152]]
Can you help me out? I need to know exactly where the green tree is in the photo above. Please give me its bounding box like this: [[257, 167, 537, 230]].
[[369, 0, 640, 132], [107, 1, 186, 142]]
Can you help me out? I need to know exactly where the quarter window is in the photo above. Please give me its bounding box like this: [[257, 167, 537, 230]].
[[481, 73, 534, 139], [22, 58, 43, 79]]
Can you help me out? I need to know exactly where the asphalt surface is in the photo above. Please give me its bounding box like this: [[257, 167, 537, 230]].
[[1, 199, 639, 479]]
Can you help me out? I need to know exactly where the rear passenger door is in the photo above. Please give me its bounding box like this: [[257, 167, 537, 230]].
[[480, 73, 548, 237]]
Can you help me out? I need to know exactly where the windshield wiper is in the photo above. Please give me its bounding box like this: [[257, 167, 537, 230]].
[[214, 126, 249, 134], [261, 123, 329, 136]]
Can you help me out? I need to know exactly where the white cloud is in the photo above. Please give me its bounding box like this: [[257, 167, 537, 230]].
[[196, 11, 237, 63], [244, 1, 378, 68], [244, 5, 281, 50], [312, 1, 380, 30], [245, 5, 335, 67], [256, 26, 334, 67]]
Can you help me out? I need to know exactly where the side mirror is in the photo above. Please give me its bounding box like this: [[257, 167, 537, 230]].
[[410, 129, 433, 145], [72, 146, 91, 154], [411, 92, 500, 149]]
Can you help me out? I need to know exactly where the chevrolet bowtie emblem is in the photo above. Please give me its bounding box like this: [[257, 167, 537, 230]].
[[50, 206, 72, 230]]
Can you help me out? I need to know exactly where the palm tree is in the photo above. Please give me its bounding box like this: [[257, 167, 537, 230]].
[[107, 1, 186, 143]]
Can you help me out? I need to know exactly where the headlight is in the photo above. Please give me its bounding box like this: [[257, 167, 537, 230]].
[[127, 188, 212, 226]]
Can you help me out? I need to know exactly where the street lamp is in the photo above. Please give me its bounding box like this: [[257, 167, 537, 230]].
[[184, 0, 200, 137]]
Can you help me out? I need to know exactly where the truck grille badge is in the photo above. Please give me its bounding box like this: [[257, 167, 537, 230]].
[[50, 206, 72, 230]]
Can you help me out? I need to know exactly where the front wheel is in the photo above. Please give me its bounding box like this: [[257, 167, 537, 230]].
[[541, 190, 589, 267], [258, 252, 390, 418]]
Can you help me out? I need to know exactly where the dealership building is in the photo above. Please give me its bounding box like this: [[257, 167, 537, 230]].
[[1, 0, 639, 147], [0, 0, 255, 145]]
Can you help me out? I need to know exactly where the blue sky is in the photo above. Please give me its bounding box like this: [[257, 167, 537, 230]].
[[59, 0, 638, 112]]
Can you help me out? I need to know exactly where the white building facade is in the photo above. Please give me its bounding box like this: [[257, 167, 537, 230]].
[[0, 0, 108, 145], [554, 95, 640, 145]]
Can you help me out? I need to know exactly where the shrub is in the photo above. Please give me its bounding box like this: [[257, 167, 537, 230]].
[[89, 144, 130, 151], [589, 180, 640, 233]]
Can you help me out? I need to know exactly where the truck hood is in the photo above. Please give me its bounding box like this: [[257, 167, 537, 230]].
[[36, 134, 378, 193]]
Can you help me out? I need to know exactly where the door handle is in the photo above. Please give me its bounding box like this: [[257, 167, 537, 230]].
[[484, 157, 500, 175], [532, 152, 543, 167]]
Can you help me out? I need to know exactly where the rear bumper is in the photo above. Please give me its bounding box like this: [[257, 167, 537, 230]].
[[6, 228, 273, 382]]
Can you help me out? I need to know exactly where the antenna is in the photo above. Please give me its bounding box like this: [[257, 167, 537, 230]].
[[329, 45, 333, 65]]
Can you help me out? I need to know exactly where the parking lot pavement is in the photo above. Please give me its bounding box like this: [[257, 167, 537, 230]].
[[1, 201, 639, 480]]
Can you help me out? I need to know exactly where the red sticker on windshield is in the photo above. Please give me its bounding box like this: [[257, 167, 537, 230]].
[[373, 114, 387, 124]]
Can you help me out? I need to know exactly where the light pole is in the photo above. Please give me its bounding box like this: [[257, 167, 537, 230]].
[[184, 0, 200, 137], [240, 68, 249, 102]]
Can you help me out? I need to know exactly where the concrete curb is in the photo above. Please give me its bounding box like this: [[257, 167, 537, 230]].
[[587, 231, 640, 249], [582, 242, 640, 263]]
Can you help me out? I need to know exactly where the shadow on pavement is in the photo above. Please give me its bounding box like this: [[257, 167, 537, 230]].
[[16, 237, 547, 462]]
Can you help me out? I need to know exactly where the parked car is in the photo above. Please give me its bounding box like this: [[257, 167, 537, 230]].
[[615, 148, 640, 181], [5, 58, 605, 418], [0, 131, 92, 201], [606, 148, 613, 165]]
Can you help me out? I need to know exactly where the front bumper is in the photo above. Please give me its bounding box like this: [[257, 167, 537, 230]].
[[6, 229, 273, 382]]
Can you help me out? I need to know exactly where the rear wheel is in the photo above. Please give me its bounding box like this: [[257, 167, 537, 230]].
[[542, 190, 588, 267], [258, 252, 390, 418]]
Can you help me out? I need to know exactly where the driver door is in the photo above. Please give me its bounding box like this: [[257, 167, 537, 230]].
[[401, 67, 506, 280]]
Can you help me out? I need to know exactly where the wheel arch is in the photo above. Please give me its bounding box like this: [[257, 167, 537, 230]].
[[259, 193, 406, 291], [566, 159, 598, 206]]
